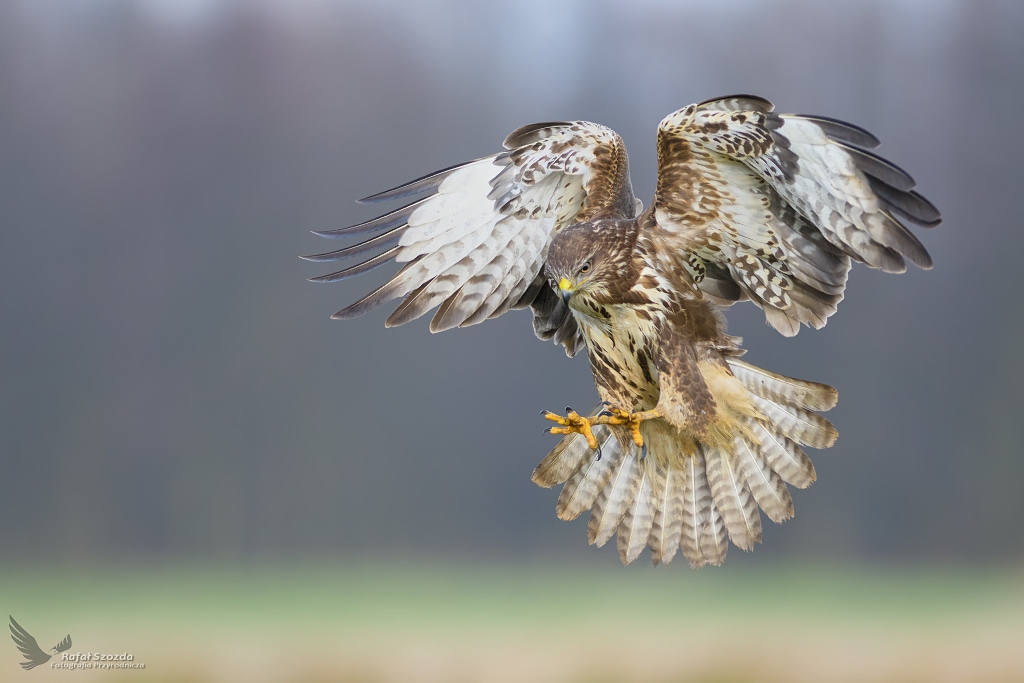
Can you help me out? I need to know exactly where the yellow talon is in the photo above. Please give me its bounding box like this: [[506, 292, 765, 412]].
[[543, 408, 599, 450], [543, 406, 662, 453], [594, 407, 662, 449]]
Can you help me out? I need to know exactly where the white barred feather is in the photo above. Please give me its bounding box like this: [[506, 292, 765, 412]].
[[554, 429, 623, 521], [750, 421, 817, 489], [734, 436, 794, 524], [698, 488, 729, 566], [704, 446, 761, 551], [588, 450, 641, 547], [679, 452, 708, 567], [648, 464, 684, 566], [617, 470, 655, 564], [723, 359, 836, 414], [748, 395, 838, 449], [484, 247, 547, 320]]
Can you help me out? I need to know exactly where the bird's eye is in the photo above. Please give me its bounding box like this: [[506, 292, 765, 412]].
[[579, 262, 591, 274]]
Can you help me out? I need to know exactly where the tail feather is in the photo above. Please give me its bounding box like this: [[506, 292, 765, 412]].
[[699, 489, 729, 566], [727, 358, 838, 412], [648, 465, 683, 566], [751, 421, 816, 488], [555, 430, 623, 521], [679, 453, 705, 567], [749, 395, 838, 449], [682, 450, 729, 567], [705, 445, 762, 551], [588, 450, 641, 547], [618, 471, 655, 564], [533, 359, 836, 567], [734, 436, 794, 523]]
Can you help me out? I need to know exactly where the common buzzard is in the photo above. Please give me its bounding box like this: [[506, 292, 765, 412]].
[[305, 95, 940, 566]]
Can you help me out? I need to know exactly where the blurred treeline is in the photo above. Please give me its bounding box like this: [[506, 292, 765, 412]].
[[1, 0, 1022, 564]]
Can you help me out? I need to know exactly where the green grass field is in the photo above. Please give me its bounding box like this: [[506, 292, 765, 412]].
[[2, 561, 1022, 682]]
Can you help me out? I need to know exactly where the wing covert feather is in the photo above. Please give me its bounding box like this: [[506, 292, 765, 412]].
[[649, 95, 940, 336]]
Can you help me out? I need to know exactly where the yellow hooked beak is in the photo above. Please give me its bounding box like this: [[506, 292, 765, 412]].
[[558, 277, 573, 304]]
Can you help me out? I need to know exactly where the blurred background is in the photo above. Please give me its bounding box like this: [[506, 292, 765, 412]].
[[1, 0, 1022, 681]]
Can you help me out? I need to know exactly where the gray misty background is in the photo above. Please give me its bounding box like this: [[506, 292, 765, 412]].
[[1, 0, 1021, 565]]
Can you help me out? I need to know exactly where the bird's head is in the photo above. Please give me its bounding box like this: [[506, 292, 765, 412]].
[[545, 218, 639, 311]]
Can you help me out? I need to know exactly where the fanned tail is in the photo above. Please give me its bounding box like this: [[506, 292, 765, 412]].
[[532, 359, 837, 566]]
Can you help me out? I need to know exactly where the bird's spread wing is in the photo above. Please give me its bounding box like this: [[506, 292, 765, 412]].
[[54, 634, 72, 653], [307, 121, 637, 354], [9, 616, 51, 670], [649, 95, 941, 336]]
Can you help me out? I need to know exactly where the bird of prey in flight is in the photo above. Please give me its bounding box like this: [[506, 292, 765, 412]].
[[9, 616, 72, 670], [305, 95, 939, 566]]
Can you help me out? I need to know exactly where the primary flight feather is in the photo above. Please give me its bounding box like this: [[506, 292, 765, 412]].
[[306, 95, 939, 566]]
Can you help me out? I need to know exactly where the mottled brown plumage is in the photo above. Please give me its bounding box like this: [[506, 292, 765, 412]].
[[307, 95, 940, 566]]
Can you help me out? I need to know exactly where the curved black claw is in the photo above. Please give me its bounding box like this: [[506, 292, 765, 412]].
[[640, 443, 648, 461], [565, 406, 574, 414]]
